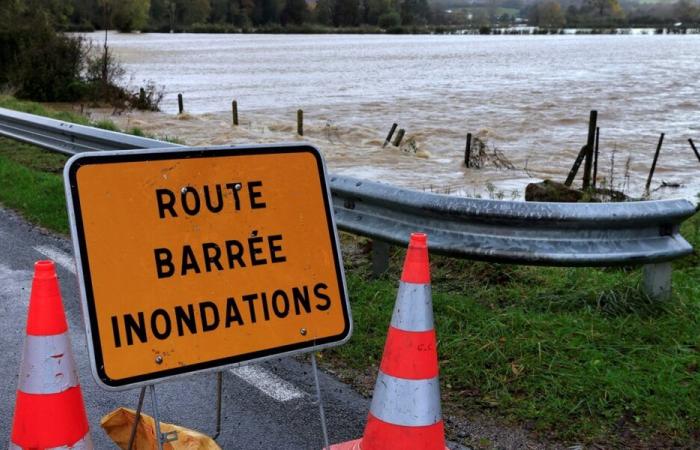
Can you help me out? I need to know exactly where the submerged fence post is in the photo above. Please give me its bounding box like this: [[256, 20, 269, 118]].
[[689, 138, 700, 163], [383, 123, 397, 148], [593, 126, 600, 189], [464, 133, 472, 168], [582, 110, 597, 190], [371, 240, 391, 277], [393, 129, 405, 147], [645, 133, 665, 194], [642, 262, 672, 301], [297, 109, 303, 136], [177, 93, 184, 114], [232, 100, 238, 126]]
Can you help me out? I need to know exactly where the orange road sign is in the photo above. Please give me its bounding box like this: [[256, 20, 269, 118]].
[[64, 144, 351, 390]]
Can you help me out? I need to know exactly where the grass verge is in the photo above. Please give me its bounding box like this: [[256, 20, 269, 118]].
[[0, 98, 698, 448]]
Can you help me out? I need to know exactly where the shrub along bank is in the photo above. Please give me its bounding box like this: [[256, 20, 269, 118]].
[[0, 98, 698, 448]]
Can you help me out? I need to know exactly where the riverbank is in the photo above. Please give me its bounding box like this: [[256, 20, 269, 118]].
[[71, 24, 700, 35], [1, 97, 699, 448]]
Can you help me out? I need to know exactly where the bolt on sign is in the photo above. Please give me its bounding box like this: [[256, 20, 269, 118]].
[[64, 144, 351, 390]]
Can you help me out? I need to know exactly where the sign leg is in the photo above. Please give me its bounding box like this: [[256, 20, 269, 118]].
[[213, 371, 223, 439], [127, 387, 147, 450], [149, 384, 165, 450], [311, 352, 330, 449]]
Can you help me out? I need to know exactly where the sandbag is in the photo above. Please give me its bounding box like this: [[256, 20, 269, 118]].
[[101, 407, 222, 450]]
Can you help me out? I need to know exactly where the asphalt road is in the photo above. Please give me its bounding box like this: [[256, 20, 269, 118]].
[[0, 206, 369, 449]]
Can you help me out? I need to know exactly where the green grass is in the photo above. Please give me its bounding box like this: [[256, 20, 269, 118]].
[[0, 97, 699, 447], [328, 220, 700, 446], [0, 138, 68, 233]]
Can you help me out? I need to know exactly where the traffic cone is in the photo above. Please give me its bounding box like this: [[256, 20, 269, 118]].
[[10, 260, 93, 450], [330, 233, 448, 450]]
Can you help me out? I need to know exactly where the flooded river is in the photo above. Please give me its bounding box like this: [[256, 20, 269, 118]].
[[85, 32, 700, 201]]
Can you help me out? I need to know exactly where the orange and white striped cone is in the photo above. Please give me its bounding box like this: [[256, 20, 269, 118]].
[[10, 260, 93, 449], [330, 232, 448, 450]]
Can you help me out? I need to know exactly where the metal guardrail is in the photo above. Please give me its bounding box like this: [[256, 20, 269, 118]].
[[0, 107, 696, 298], [330, 175, 694, 266]]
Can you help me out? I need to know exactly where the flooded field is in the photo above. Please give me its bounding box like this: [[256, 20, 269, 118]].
[[84, 32, 700, 200]]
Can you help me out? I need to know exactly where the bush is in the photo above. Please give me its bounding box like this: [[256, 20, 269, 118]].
[[8, 15, 87, 102], [378, 11, 401, 29]]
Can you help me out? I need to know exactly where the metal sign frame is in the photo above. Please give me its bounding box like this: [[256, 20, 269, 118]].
[[64, 143, 351, 390]]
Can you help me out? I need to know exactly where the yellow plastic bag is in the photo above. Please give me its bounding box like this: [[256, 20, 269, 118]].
[[101, 407, 222, 450]]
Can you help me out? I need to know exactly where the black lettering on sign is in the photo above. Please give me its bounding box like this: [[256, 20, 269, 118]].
[[242, 294, 258, 323], [225, 240, 246, 269], [202, 243, 223, 272], [272, 289, 290, 318], [269, 234, 286, 263], [110, 283, 337, 347], [248, 181, 266, 209], [156, 189, 177, 218], [181, 245, 201, 275], [125, 312, 147, 346], [151, 308, 172, 340], [225, 297, 244, 327], [314, 283, 331, 311], [248, 235, 266, 266], [153, 234, 286, 279], [260, 291, 271, 321], [204, 185, 224, 213], [181, 187, 201, 215], [111, 316, 122, 348], [292, 286, 311, 315], [225, 183, 242, 210], [154, 248, 174, 279], [200, 301, 220, 332], [175, 304, 197, 336]]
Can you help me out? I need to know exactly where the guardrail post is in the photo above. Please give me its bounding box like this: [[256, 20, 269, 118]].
[[371, 240, 391, 277], [642, 262, 672, 301]]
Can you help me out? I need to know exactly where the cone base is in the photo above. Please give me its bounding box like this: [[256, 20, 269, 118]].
[[328, 438, 362, 450], [363, 414, 446, 450], [11, 387, 90, 448]]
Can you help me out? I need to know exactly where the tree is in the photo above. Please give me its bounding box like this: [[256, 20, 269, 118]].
[[333, 0, 360, 25], [584, 0, 624, 19], [281, 0, 307, 24], [400, 0, 430, 25], [674, 0, 700, 23], [175, 0, 211, 25], [366, 0, 391, 24], [314, 0, 335, 25], [530, 0, 565, 27], [113, 0, 151, 31]]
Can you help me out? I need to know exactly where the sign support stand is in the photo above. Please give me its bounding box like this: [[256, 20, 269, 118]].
[[127, 387, 146, 450], [126, 385, 177, 450], [213, 371, 223, 439], [311, 352, 330, 449]]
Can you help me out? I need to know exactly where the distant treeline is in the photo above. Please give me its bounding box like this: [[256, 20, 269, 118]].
[[18, 0, 700, 33]]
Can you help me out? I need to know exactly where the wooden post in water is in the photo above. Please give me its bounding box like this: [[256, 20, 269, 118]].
[[139, 88, 146, 105], [582, 110, 597, 190], [645, 133, 665, 194], [383, 123, 397, 148], [232, 100, 238, 126], [689, 138, 700, 163], [592, 127, 600, 189], [565, 145, 588, 187], [297, 109, 303, 136], [177, 93, 184, 114], [393, 129, 405, 147], [464, 133, 472, 168]]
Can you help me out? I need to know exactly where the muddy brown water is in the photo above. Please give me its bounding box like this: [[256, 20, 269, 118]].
[[82, 32, 700, 201]]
